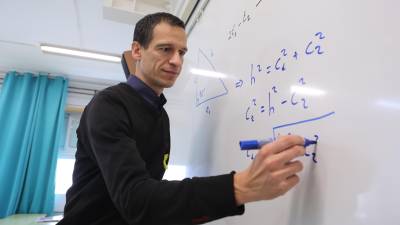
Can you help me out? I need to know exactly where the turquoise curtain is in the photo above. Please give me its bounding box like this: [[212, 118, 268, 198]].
[[0, 71, 68, 218]]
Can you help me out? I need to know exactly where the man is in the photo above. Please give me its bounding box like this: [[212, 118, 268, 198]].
[[58, 12, 305, 225]]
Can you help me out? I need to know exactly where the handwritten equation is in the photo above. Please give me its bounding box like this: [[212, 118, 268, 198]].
[[245, 77, 310, 122], [241, 111, 335, 162], [193, 31, 326, 118], [227, 0, 265, 40], [242, 135, 320, 162], [191, 0, 336, 165], [235, 32, 325, 89]]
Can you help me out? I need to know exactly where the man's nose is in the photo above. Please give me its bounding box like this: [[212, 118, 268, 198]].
[[169, 51, 183, 67]]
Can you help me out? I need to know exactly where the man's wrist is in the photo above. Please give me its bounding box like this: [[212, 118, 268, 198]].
[[233, 171, 248, 205]]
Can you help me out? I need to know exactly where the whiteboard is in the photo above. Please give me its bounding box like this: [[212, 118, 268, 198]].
[[164, 0, 400, 224]]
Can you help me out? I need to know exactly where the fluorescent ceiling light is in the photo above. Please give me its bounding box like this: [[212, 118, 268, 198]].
[[40, 44, 121, 63]]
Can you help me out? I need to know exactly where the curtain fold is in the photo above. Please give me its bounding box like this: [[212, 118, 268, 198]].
[[0, 71, 68, 218]]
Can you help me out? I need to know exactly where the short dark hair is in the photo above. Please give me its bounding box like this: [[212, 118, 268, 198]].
[[133, 12, 185, 49]]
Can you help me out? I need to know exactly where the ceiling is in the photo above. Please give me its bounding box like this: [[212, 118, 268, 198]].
[[0, 0, 198, 85]]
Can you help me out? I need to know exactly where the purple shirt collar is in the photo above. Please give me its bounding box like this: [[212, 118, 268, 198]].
[[126, 75, 167, 110]]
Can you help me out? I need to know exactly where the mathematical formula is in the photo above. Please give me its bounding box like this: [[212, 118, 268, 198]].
[[227, 0, 265, 40], [242, 111, 335, 161], [194, 31, 326, 118], [192, 0, 334, 163]]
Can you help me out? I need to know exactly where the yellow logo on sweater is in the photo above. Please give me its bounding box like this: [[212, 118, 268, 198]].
[[163, 153, 169, 170]]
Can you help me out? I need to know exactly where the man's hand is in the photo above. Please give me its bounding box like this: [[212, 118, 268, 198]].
[[234, 135, 305, 205]]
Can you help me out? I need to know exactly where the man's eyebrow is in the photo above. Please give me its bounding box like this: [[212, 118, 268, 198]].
[[155, 43, 172, 48], [156, 43, 188, 52]]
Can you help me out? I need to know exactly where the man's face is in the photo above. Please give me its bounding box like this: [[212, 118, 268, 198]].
[[133, 22, 187, 95]]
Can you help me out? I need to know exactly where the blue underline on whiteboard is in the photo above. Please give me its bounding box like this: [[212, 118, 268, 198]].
[[272, 111, 335, 139]]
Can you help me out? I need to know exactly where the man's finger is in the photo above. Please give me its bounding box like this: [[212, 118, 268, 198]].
[[280, 174, 300, 193], [275, 145, 305, 165], [272, 160, 303, 180], [262, 135, 304, 155]]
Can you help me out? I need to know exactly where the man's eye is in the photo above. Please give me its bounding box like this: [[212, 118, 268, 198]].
[[160, 47, 170, 52], [179, 50, 186, 56]]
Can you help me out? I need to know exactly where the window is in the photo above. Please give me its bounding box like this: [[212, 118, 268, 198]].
[[55, 159, 75, 194], [54, 112, 81, 212]]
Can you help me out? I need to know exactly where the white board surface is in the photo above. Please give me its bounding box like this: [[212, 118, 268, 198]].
[[165, 0, 400, 224]]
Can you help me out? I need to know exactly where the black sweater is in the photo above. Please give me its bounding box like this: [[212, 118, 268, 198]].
[[58, 83, 244, 225]]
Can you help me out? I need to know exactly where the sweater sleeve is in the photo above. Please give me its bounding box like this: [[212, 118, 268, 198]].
[[85, 93, 244, 225]]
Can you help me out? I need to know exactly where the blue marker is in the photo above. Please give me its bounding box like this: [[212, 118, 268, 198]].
[[239, 138, 317, 150]]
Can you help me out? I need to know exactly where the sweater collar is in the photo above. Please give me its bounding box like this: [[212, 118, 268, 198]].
[[126, 75, 167, 110]]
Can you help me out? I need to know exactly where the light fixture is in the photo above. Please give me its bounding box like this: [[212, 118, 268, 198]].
[[40, 43, 121, 63]]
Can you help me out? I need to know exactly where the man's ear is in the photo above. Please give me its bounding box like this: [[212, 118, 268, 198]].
[[131, 41, 142, 60]]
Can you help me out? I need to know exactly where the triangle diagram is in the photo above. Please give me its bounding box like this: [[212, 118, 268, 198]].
[[194, 49, 229, 107]]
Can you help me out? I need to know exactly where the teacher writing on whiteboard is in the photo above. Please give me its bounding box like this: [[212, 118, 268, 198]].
[[57, 12, 305, 225]]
